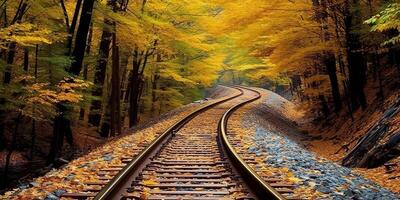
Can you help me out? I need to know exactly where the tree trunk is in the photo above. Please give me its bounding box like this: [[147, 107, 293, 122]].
[[34, 45, 38, 78], [128, 69, 140, 127], [79, 23, 93, 120], [325, 54, 342, 113], [319, 95, 330, 117], [119, 53, 129, 100], [88, 19, 113, 130], [30, 45, 39, 160], [128, 48, 143, 127], [95, 0, 120, 135], [151, 74, 159, 116], [128, 45, 155, 127], [23, 48, 29, 72], [0, 3, 7, 28], [150, 54, 161, 115], [60, 0, 70, 30], [2, 113, 21, 187], [4, 42, 16, 84], [373, 51, 384, 101], [47, 103, 73, 164], [0, 0, 28, 150], [30, 118, 36, 160], [344, 0, 367, 110], [121, 70, 132, 125], [110, 33, 121, 136], [52, 0, 92, 164], [66, 0, 83, 56], [70, 0, 95, 75], [312, 0, 342, 113], [3, 0, 28, 83]]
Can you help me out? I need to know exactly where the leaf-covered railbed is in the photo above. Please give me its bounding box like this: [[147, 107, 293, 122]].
[[0, 99, 212, 200]]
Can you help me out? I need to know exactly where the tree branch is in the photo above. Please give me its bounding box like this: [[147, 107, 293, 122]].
[[60, 0, 70, 30]]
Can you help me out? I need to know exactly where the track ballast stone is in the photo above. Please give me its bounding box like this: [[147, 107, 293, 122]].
[[247, 123, 399, 200]]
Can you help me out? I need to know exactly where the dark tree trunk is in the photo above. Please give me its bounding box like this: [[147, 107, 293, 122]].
[[373, 51, 384, 101], [128, 48, 142, 127], [151, 74, 159, 115], [88, 19, 114, 131], [344, 0, 367, 110], [70, 0, 95, 75], [312, 0, 342, 113], [128, 68, 140, 127], [4, 42, 16, 84], [30, 117, 36, 160], [0, 109, 5, 150], [66, 0, 83, 56], [2, 113, 21, 188], [87, 0, 120, 129], [121, 70, 132, 125], [150, 54, 161, 115], [325, 54, 342, 113], [92, 0, 120, 135], [100, 106, 111, 137], [110, 33, 121, 136], [60, 0, 70, 30], [3, 0, 28, 82], [124, 70, 133, 103], [0, 0, 28, 150], [119, 53, 129, 100], [0, 3, 7, 28], [319, 95, 330, 117], [128, 43, 156, 127], [47, 103, 73, 164], [52, 0, 93, 164], [30, 45, 39, 160], [343, 80, 354, 121], [34, 45, 38, 79], [79, 23, 93, 120], [388, 47, 400, 76], [23, 48, 29, 72]]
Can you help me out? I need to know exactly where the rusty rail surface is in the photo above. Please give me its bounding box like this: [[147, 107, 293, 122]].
[[219, 86, 286, 200]]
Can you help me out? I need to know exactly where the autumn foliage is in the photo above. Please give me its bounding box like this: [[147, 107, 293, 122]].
[[0, 0, 399, 191]]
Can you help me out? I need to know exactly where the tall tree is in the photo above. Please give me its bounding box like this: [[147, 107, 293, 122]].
[[49, 0, 95, 164], [128, 40, 157, 127], [343, 0, 367, 110], [65, 0, 83, 56], [312, 0, 342, 113], [110, 33, 121, 136], [70, 0, 95, 75], [88, 0, 118, 136], [3, 0, 29, 83]]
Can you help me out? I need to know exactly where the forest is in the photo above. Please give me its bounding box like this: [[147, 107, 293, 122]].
[[0, 0, 399, 198]]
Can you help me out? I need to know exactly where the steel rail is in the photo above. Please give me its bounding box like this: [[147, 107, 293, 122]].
[[218, 86, 287, 200], [94, 87, 244, 200]]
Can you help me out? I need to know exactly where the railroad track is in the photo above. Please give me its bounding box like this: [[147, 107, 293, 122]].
[[62, 86, 291, 200]]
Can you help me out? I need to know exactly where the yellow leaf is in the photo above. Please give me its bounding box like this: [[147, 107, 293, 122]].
[[142, 179, 158, 186]]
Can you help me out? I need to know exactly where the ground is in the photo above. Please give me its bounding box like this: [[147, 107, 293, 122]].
[[227, 87, 399, 199], [1, 86, 399, 199], [0, 86, 237, 200]]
